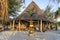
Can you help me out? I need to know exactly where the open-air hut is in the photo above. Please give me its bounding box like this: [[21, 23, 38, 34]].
[[10, 1, 56, 32]]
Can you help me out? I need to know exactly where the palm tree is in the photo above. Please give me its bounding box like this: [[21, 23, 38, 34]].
[[55, 8, 60, 19], [0, 0, 25, 30], [54, 8, 60, 30], [44, 6, 53, 18]]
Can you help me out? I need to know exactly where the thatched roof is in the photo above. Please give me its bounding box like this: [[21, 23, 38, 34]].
[[17, 1, 43, 18], [16, 1, 52, 22], [17, 13, 48, 21]]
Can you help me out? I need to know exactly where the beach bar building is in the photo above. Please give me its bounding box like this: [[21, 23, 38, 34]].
[[10, 1, 57, 32]]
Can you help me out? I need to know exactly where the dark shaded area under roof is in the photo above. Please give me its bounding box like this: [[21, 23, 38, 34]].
[[16, 12, 49, 22]]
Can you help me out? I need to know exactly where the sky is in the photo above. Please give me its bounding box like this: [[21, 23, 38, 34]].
[[21, 0, 59, 12]]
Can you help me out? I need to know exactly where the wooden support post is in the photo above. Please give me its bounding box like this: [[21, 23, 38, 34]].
[[40, 20, 42, 32], [43, 23, 45, 32], [38, 20, 39, 27], [55, 23, 57, 30], [13, 20, 15, 30], [19, 20, 20, 31], [48, 23, 50, 30], [10, 22, 11, 29], [38, 20, 39, 31]]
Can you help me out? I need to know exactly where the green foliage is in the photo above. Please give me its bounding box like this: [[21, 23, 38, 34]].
[[44, 6, 53, 18], [8, 0, 22, 17], [50, 0, 60, 3], [57, 8, 60, 14], [44, 6, 52, 15], [29, 9, 33, 15], [55, 7, 60, 18], [48, 12, 53, 17], [57, 22, 60, 26], [56, 0, 60, 3]]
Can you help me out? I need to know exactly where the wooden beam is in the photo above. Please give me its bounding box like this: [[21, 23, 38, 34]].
[[13, 20, 15, 30], [48, 23, 50, 30], [40, 20, 42, 32], [19, 20, 20, 31], [10, 22, 11, 29], [55, 23, 57, 30], [38, 20, 39, 26], [42, 23, 44, 32]]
